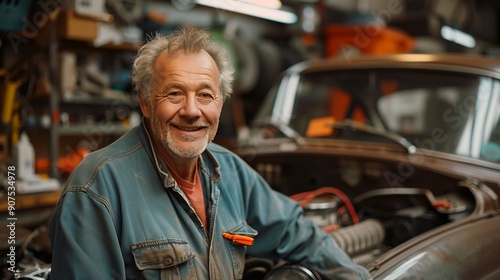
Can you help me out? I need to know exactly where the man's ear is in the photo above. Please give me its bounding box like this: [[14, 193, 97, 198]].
[[138, 93, 151, 118]]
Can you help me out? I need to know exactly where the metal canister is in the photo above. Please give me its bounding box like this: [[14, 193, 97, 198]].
[[302, 196, 340, 228]]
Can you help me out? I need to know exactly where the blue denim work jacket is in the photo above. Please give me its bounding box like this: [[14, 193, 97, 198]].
[[49, 121, 370, 280]]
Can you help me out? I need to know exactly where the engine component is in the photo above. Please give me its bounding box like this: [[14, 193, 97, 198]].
[[293, 186, 359, 226], [390, 206, 448, 246], [328, 219, 384, 257], [303, 196, 340, 228]]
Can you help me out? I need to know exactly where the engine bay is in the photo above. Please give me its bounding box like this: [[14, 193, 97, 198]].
[[242, 153, 478, 278]]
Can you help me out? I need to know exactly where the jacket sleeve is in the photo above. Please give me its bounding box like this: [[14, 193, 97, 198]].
[[49, 191, 126, 280], [243, 171, 372, 280]]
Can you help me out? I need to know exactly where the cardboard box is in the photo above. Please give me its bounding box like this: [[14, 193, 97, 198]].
[[58, 9, 97, 42]]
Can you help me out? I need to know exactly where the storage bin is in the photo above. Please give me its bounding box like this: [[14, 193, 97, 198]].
[[0, 0, 33, 32]]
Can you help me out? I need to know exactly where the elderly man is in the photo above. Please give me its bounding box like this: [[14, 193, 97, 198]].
[[49, 27, 371, 280]]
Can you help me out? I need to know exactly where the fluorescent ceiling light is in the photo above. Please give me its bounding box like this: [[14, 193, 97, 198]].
[[440, 25, 476, 48], [196, 0, 297, 24], [240, 0, 282, 9]]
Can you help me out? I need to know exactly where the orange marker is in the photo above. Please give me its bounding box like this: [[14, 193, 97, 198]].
[[222, 232, 254, 246], [432, 201, 452, 209]]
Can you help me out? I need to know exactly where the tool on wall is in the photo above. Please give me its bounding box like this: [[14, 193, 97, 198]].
[[0, 73, 21, 164], [0, 66, 28, 165], [1, 52, 56, 144], [0, 6, 60, 166]]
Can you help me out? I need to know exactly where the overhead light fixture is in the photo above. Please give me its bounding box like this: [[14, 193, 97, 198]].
[[440, 25, 476, 48], [239, 0, 282, 9], [196, 0, 297, 24]]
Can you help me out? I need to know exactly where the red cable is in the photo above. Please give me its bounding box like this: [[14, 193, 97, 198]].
[[291, 186, 360, 224]]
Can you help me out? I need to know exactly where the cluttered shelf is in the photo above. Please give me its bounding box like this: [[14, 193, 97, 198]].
[[29, 93, 140, 136]]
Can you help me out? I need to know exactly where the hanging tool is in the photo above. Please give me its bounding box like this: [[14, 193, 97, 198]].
[[0, 68, 25, 164]]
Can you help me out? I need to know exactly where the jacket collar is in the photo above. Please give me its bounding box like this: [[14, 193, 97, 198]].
[[138, 120, 222, 187]]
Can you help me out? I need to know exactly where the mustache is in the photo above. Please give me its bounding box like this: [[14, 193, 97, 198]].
[[168, 120, 210, 127]]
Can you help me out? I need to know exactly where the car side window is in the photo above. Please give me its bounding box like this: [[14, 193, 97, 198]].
[[479, 79, 500, 163]]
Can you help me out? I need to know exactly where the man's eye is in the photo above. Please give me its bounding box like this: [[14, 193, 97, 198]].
[[166, 92, 184, 103], [197, 93, 215, 104], [198, 93, 214, 99]]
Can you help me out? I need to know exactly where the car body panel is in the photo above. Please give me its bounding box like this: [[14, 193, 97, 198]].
[[370, 212, 500, 280]]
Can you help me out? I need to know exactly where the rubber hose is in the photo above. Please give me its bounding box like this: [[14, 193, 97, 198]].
[[328, 219, 385, 257]]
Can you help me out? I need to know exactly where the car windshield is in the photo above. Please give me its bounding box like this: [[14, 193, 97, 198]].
[[251, 68, 500, 164]]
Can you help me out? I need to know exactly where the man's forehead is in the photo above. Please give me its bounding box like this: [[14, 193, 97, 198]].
[[155, 50, 218, 73]]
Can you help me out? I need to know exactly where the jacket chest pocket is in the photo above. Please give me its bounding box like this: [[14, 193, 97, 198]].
[[131, 239, 195, 280], [224, 222, 259, 279]]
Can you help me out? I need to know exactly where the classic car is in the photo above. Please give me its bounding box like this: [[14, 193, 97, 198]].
[[236, 53, 500, 279]]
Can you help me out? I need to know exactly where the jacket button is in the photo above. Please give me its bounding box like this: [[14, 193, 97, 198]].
[[165, 257, 173, 265]]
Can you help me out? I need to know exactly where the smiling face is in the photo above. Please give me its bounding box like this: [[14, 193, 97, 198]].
[[139, 50, 223, 160]]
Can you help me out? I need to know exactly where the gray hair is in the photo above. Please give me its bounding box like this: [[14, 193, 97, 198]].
[[131, 27, 234, 102]]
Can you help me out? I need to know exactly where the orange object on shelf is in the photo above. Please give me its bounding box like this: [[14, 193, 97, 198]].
[[36, 147, 90, 175], [324, 24, 415, 57], [57, 147, 90, 175]]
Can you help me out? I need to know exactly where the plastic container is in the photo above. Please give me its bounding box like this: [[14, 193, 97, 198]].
[[16, 132, 36, 181]]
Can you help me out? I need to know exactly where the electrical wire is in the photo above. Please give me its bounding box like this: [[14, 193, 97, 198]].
[[290, 186, 360, 224]]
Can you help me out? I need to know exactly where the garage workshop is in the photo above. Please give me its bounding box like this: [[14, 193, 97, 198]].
[[1, 0, 500, 279]]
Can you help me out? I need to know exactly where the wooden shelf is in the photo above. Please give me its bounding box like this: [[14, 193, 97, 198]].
[[0, 190, 62, 212]]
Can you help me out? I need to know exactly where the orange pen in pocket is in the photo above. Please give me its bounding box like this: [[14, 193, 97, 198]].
[[222, 232, 254, 246]]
